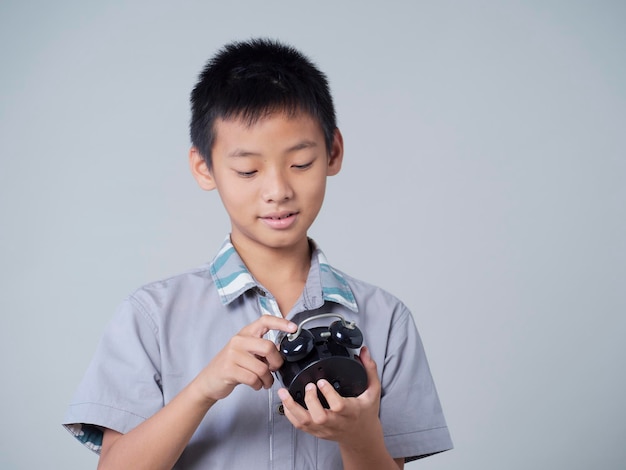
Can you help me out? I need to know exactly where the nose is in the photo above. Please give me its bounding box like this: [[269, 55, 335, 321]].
[[262, 168, 293, 203]]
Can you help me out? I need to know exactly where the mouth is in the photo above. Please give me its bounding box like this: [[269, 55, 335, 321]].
[[260, 211, 299, 229], [263, 212, 298, 220]]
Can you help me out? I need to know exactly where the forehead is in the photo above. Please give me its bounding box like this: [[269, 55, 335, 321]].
[[212, 111, 325, 151]]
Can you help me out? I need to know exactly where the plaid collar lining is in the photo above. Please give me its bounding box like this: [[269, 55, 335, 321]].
[[210, 237, 357, 312]]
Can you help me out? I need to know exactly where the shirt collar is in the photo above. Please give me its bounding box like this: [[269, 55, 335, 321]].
[[209, 236, 358, 312]]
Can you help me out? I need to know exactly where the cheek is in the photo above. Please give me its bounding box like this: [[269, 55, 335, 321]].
[[216, 187, 247, 217], [304, 182, 327, 210], [217, 178, 254, 204]]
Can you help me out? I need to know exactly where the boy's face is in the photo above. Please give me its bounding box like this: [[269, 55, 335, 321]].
[[190, 111, 343, 255]]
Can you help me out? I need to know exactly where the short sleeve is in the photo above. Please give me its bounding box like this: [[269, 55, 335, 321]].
[[379, 305, 453, 461], [62, 296, 164, 454]]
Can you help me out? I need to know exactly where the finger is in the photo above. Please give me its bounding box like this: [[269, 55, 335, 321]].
[[358, 346, 381, 398], [221, 339, 276, 388], [239, 315, 297, 338], [303, 382, 327, 420], [232, 335, 285, 371], [258, 372, 274, 390], [244, 360, 274, 390], [316, 378, 344, 411], [210, 350, 265, 391], [360, 347, 379, 382], [231, 365, 266, 391], [278, 387, 310, 425]]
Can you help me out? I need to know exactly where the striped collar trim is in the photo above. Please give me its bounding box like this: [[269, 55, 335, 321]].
[[209, 236, 357, 312]]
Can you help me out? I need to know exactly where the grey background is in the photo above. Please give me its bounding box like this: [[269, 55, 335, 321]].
[[1, 1, 625, 469]]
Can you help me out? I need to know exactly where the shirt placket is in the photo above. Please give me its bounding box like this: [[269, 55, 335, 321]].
[[258, 291, 295, 470]]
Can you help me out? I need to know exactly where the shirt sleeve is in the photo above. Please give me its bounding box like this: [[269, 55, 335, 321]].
[[62, 295, 164, 454], [379, 303, 453, 461]]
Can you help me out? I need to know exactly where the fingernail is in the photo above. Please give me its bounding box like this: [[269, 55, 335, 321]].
[[278, 389, 289, 400], [305, 382, 316, 391], [317, 379, 326, 388]]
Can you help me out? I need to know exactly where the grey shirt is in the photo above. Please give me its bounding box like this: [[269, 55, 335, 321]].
[[63, 238, 453, 468]]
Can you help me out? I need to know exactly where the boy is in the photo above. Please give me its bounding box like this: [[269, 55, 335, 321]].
[[63, 38, 453, 469]]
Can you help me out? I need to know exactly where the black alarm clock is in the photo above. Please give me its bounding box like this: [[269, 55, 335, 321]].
[[275, 313, 367, 408]]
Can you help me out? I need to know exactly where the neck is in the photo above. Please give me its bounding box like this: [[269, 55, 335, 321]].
[[230, 235, 312, 285], [231, 235, 312, 316]]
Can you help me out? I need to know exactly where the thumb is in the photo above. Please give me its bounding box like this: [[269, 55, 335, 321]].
[[359, 346, 380, 392]]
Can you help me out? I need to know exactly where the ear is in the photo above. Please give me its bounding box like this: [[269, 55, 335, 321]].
[[327, 128, 344, 176], [189, 147, 216, 191]]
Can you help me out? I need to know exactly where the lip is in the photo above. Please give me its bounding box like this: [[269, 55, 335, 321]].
[[260, 211, 299, 230]]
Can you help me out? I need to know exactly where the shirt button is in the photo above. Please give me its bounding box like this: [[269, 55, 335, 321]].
[[256, 287, 266, 296], [277, 404, 285, 415]]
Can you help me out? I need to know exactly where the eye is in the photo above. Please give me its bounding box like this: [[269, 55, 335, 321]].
[[235, 169, 257, 178], [292, 161, 313, 170]]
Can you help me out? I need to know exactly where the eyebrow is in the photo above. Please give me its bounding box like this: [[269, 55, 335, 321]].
[[287, 140, 318, 152], [227, 149, 260, 158], [227, 140, 318, 158]]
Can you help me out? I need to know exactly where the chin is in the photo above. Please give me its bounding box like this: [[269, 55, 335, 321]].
[[262, 232, 309, 250]]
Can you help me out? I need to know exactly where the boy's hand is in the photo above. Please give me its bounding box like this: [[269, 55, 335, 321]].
[[194, 316, 297, 404], [277, 346, 383, 447]]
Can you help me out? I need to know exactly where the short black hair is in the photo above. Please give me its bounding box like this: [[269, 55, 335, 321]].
[[190, 38, 337, 167]]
